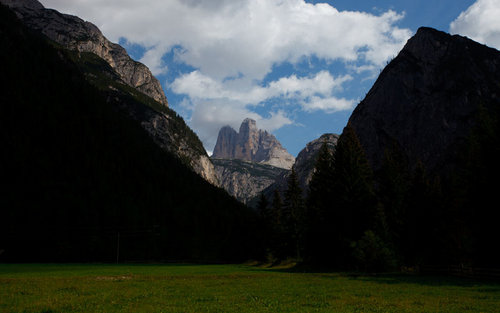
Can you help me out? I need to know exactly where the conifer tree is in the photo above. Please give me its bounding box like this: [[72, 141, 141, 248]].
[[306, 141, 335, 263], [284, 168, 306, 259], [270, 188, 287, 260], [330, 124, 378, 265], [257, 193, 270, 221], [271, 189, 284, 229]]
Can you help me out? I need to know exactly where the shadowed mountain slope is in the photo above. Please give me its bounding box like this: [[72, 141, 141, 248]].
[[0, 4, 257, 262]]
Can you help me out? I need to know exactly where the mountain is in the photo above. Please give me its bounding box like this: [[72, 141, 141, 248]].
[[348, 27, 500, 176], [250, 133, 338, 207], [347, 27, 500, 267], [0, 0, 218, 184], [212, 118, 295, 169], [211, 118, 295, 203], [0, 3, 257, 262], [293, 133, 339, 190], [3, 0, 167, 106], [212, 159, 288, 204]]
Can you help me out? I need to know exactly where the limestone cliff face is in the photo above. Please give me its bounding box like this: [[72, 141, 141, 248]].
[[212, 159, 288, 204], [2, 0, 168, 107], [2, 0, 220, 185], [348, 27, 500, 175], [213, 118, 295, 169]]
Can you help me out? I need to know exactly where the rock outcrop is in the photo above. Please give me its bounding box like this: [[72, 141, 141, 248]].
[[249, 133, 338, 207], [348, 27, 500, 176], [1, 0, 220, 185], [293, 133, 339, 191], [212, 159, 288, 204], [1, 0, 168, 107], [213, 118, 295, 169]]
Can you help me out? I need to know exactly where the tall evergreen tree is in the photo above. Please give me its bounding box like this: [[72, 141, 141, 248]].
[[257, 193, 270, 221], [306, 141, 335, 264], [330, 124, 378, 266], [271, 189, 284, 230], [270, 189, 287, 260], [256, 193, 271, 260], [333, 124, 377, 239], [283, 168, 306, 259]]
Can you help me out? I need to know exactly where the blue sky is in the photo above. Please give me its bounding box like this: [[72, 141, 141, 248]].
[[41, 0, 499, 157]]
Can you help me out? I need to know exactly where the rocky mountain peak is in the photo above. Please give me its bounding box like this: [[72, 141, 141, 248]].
[[240, 118, 257, 132], [348, 26, 500, 175], [1, 0, 222, 185], [212, 119, 295, 169]]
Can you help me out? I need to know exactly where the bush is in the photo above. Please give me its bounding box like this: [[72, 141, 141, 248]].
[[351, 230, 397, 272]]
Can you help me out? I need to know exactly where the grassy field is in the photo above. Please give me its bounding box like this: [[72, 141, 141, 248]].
[[0, 263, 499, 312]]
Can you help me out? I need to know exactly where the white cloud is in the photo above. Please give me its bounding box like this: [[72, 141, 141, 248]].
[[171, 70, 352, 105], [172, 70, 352, 149], [40, 0, 411, 151], [140, 46, 168, 75], [450, 0, 500, 49], [41, 0, 411, 80], [301, 96, 355, 113]]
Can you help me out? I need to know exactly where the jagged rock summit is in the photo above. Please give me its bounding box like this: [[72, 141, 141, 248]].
[[1, 0, 168, 107], [349, 27, 500, 175], [212, 118, 295, 169]]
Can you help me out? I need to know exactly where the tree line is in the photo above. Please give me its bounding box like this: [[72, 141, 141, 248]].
[[257, 120, 500, 271]]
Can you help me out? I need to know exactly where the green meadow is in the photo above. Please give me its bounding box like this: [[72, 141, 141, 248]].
[[0, 264, 499, 313]]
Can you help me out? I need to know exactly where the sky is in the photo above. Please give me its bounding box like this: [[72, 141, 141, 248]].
[[39, 0, 500, 157]]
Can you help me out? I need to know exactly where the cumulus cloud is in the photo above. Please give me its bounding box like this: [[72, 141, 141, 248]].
[[301, 96, 355, 113], [171, 70, 353, 148], [171, 70, 352, 105], [450, 0, 500, 49], [42, 0, 410, 79], [40, 0, 411, 151]]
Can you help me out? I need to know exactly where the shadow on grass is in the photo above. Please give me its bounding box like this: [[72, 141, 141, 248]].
[[253, 262, 500, 288]]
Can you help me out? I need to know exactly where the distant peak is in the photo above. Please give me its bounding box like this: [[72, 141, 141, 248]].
[[239, 118, 257, 133], [212, 118, 294, 169], [241, 118, 257, 128]]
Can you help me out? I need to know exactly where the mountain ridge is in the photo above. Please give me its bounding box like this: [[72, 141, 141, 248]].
[[0, 3, 255, 262], [1, 0, 219, 184], [2, 0, 168, 106]]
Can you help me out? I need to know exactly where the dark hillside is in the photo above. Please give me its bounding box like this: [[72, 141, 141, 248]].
[[349, 27, 500, 176], [348, 27, 500, 268], [0, 4, 258, 262]]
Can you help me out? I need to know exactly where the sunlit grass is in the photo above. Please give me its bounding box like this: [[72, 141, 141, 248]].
[[1, 264, 499, 312]]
